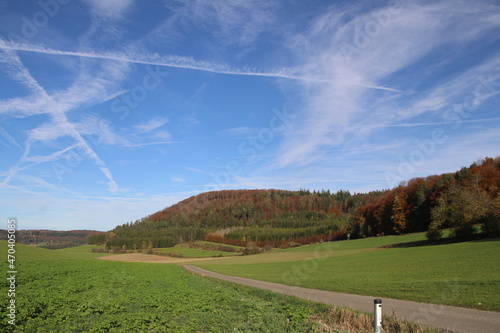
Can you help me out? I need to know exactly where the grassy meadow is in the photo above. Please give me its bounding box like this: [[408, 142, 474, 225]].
[[158, 242, 241, 258], [2, 233, 497, 332], [193, 233, 500, 311], [0, 240, 443, 332]]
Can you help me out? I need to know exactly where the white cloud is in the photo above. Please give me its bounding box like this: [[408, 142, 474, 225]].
[[0, 45, 131, 195], [76, 116, 129, 146], [218, 127, 254, 137], [185, 167, 205, 174], [398, 55, 500, 120], [179, 0, 278, 46], [82, 0, 134, 20], [154, 130, 172, 140], [135, 116, 169, 134], [274, 0, 500, 168], [0, 126, 22, 150], [171, 176, 185, 183], [0, 40, 330, 83], [0, 49, 47, 96]]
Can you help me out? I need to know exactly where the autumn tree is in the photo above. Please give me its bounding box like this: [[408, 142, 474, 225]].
[[392, 194, 408, 234], [483, 196, 500, 235], [429, 183, 492, 239]]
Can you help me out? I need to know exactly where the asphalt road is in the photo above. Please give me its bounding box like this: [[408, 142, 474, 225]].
[[183, 265, 500, 333]]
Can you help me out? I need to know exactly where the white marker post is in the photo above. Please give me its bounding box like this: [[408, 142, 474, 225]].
[[374, 299, 382, 333]]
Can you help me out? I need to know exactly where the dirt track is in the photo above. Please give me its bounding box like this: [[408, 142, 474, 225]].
[[183, 265, 500, 333], [98, 253, 227, 264]]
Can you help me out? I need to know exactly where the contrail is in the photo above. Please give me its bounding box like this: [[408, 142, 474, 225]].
[[0, 47, 120, 193], [0, 41, 401, 92], [364, 117, 500, 129]]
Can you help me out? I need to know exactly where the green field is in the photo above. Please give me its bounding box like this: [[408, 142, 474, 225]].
[[1, 241, 328, 332], [1, 261, 326, 332], [193, 233, 500, 311], [0, 240, 442, 332], [158, 243, 240, 258], [1, 243, 110, 261], [2, 233, 496, 332], [190, 241, 244, 251]]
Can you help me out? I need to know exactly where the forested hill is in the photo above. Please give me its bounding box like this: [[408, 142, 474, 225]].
[[100, 189, 375, 249], [96, 157, 500, 250], [147, 189, 363, 227]]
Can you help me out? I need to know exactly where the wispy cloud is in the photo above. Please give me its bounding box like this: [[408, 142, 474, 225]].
[[184, 0, 278, 46], [1, 144, 79, 188], [217, 127, 255, 137], [0, 48, 128, 193], [0, 40, 399, 92], [171, 176, 185, 183], [0, 126, 22, 150], [82, 0, 134, 20], [134, 116, 169, 134], [154, 130, 172, 140], [274, 0, 500, 168], [354, 117, 500, 130], [124, 141, 182, 148], [185, 167, 205, 174]]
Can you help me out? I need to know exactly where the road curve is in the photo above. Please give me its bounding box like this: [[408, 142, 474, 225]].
[[183, 265, 500, 333]]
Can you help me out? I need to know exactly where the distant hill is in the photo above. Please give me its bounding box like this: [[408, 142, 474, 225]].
[[98, 157, 499, 250], [0, 229, 105, 249]]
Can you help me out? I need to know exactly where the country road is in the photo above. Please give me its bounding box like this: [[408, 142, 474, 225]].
[[183, 265, 500, 333]]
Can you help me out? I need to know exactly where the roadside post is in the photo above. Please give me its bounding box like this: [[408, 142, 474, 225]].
[[374, 299, 382, 333]]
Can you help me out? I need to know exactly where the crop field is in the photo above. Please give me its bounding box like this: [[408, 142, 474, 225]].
[[1, 241, 332, 332], [193, 233, 500, 311], [1, 261, 328, 332]]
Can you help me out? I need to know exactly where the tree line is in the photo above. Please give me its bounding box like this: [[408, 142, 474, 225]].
[[350, 157, 499, 240], [89, 157, 499, 249]]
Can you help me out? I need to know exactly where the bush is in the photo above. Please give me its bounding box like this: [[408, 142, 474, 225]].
[[425, 229, 442, 242], [263, 245, 274, 252], [217, 245, 236, 252], [242, 242, 262, 255], [450, 224, 476, 241], [91, 248, 109, 253], [482, 213, 500, 236]]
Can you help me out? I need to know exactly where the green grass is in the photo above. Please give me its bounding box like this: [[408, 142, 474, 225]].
[[2, 241, 425, 333], [54, 244, 112, 258], [194, 234, 500, 311], [158, 244, 240, 258], [190, 240, 244, 250], [1, 259, 338, 332], [0, 238, 442, 332], [0, 242, 111, 261]]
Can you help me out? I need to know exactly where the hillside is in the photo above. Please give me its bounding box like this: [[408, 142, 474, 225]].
[[100, 189, 369, 249], [99, 157, 500, 250], [0, 229, 105, 249]]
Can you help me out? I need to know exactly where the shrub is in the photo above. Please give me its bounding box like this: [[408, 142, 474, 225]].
[[242, 242, 262, 255], [425, 229, 442, 242], [450, 224, 476, 241], [217, 245, 236, 252], [482, 213, 500, 235], [263, 245, 274, 252], [482, 197, 500, 236]]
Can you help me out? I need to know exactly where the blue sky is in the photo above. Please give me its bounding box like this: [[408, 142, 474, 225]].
[[1, 0, 499, 231]]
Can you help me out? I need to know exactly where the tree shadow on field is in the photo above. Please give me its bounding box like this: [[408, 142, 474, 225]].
[[380, 234, 499, 249], [470, 236, 500, 243]]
